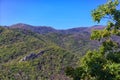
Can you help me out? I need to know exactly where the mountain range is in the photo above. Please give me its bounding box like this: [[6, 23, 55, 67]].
[[10, 23, 104, 34], [0, 23, 119, 80]]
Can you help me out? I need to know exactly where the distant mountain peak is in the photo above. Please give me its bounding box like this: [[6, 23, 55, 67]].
[[10, 23, 57, 34], [10, 23, 33, 28], [10, 23, 53, 29], [12, 23, 28, 26], [8, 23, 105, 34]]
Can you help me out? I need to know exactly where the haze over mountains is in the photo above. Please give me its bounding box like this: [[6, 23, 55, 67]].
[[0, 23, 119, 80], [10, 23, 105, 34]]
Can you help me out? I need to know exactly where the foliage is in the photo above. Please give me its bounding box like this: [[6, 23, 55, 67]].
[[0, 47, 77, 80], [0, 27, 78, 80], [65, 0, 120, 80], [45, 32, 99, 56]]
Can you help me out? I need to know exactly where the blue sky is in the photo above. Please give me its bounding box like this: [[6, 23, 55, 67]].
[[0, 0, 108, 29]]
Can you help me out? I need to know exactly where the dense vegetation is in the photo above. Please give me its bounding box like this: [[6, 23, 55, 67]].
[[0, 0, 120, 80], [0, 27, 79, 80], [65, 0, 120, 80], [44, 32, 99, 56], [0, 25, 101, 80]]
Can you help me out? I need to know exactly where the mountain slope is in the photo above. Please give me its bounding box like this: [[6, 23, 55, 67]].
[[0, 26, 53, 63], [0, 26, 78, 80], [1, 23, 119, 80], [44, 32, 99, 55], [9, 23, 103, 55]]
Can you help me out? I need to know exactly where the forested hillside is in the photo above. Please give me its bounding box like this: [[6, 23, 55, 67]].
[[10, 23, 103, 55], [1, 0, 120, 80], [0, 20, 120, 79], [0, 27, 78, 80], [0, 24, 105, 80]]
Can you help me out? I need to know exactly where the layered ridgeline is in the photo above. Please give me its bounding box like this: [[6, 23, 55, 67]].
[[0, 23, 119, 80], [10, 23, 104, 55]]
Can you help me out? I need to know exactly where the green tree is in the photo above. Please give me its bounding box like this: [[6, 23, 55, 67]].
[[65, 0, 120, 80]]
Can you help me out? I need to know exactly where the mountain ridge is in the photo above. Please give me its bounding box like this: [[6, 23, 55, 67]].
[[0, 23, 120, 80], [8, 23, 105, 34]]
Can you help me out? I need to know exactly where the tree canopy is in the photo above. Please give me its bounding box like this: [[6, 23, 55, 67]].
[[65, 0, 120, 80]]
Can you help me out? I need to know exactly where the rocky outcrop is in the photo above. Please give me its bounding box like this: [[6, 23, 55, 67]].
[[20, 50, 49, 61], [21, 53, 37, 61]]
